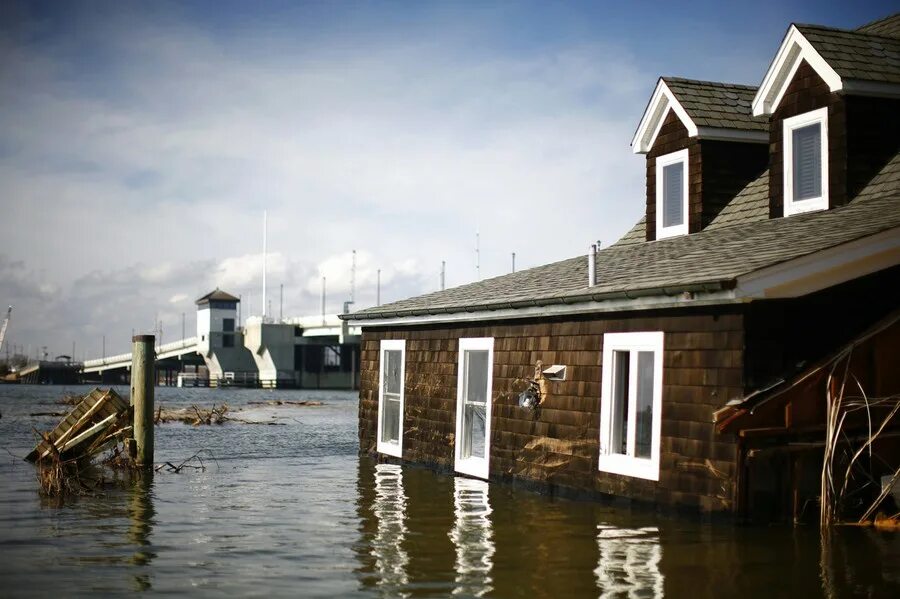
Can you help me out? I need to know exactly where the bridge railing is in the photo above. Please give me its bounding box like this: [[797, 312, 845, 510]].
[[83, 336, 198, 370]]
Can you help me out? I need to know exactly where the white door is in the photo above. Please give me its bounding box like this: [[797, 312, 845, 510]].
[[454, 337, 494, 479]]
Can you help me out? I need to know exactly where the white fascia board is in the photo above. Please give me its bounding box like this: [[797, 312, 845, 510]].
[[632, 80, 698, 154], [735, 227, 900, 299], [347, 289, 740, 328], [752, 25, 843, 117]]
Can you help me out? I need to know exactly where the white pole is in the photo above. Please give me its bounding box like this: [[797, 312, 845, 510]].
[[512, 252, 516, 273], [441, 261, 446, 291], [351, 249, 356, 304], [262, 210, 268, 319], [376, 269, 381, 306], [321, 276, 326, 325], [588, 244, 597, 287]]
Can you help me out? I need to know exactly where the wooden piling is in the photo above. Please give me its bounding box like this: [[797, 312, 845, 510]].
[[131, 335, 155, 467]]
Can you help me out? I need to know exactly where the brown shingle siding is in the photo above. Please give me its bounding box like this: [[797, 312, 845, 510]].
[[360, 309, 744, 513]]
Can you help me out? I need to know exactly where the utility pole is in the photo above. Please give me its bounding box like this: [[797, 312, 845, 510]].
[[441, 261, 446, 291], [512, 252, 516, 273], [376, 269, 381, 306], [102, 335, 106, 359]]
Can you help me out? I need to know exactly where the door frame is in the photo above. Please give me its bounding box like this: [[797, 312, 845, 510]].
[[454, 337, 494, 480]]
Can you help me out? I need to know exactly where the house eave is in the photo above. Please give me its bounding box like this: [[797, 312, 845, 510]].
[[631, 79, 699, 154], [752, 24, 843, 117], [346, 282, 740, 327]]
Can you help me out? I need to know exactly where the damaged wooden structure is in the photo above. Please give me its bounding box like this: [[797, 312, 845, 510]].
[[26, 388, 131, 463], [343, 13, 900, 522]]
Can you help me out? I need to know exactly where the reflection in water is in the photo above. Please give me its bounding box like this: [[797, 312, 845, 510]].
[[449, 477, 494, 597], [127, 472, 156, 591], [371, 463, 409, 592], [595, 525, 663, 598]]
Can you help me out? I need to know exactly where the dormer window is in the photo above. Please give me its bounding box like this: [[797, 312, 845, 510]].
[[655, 149, 689, 238], [783, 107, 828, 216]]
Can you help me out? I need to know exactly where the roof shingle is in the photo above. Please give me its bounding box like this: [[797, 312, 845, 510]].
[[796, 23, 900, 85], [663, 77, 768, 132]]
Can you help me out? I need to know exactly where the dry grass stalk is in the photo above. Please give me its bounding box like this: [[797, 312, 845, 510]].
[[821, 348, 900, 528]]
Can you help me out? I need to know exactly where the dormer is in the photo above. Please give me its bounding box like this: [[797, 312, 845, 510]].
[[632, 78, 769, 241], [752, 21, 900, 218]]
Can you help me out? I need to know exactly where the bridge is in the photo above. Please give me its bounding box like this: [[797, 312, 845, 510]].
[[83, 337, 199, 375], [79, 312, 362, 389]]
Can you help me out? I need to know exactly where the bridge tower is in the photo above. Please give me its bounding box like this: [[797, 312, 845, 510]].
[[196, 289, 256, 384]]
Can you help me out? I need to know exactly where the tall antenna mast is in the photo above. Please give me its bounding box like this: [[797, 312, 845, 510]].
[[262, 210, 268, 319], [475, 229, 480, 280], [351, 249, 356, 303]]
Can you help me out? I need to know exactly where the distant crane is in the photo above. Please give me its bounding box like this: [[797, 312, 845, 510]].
[[0, 305, 11, 354]]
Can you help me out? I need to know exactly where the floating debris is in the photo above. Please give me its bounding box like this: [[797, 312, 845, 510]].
[[154, 404, 230, 426], [246, 400, 324, 407], [26, 388, 130, 464], [26, 388, 133, 498]]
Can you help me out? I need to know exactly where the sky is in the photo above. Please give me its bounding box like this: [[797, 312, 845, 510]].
[[0, 0, 894, 358]]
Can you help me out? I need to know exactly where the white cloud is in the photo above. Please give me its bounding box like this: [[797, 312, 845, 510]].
[[0, 3, 656, 357]]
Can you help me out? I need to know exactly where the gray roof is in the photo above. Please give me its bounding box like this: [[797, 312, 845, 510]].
[[347, 154, 900, 321], [796, 23, 900, 85], [705, 169, 770, 231], [196, 288, 240, 305], [663, 77, 768, 132], [856, 13, 900, 38], [609, 215, 646, 248]]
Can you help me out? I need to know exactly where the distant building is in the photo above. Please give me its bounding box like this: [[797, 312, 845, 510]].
[[195, 288, 257, 384]]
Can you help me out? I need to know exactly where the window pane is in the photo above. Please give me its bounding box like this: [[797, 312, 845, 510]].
[[635, 351, 655, 459], [662, 162, 684, 227], [382, 398, 400, 443], [461, 349, 490, 460], [384, 350, 402, 395], [610, 350, 630, 456], [462, 404, 486, 458], [465, 350, 489, 405], [793, 123, 822, 201]]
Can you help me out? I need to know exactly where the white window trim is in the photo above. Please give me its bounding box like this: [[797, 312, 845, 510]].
[[376, 339, 406, 457], [598, 331, 664, 481], [654, 149, 690, 239], [783, 107, 829, 216], [454, 337, 494, 480]]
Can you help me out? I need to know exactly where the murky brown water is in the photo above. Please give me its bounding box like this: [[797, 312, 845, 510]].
[[0, 385, 897, 597]]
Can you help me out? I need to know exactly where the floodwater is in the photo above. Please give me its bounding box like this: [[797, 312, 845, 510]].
[[0, 385, 897, 597]]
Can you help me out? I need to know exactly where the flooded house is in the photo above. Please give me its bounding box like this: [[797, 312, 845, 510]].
[[343, 13, 900, 521]]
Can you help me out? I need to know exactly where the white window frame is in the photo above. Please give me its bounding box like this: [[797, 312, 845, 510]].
[[376, 339, 406, 457], [783, 107, 829, 216], [655, 149, 690, 239], [454, 337, 494, 480], [598, 331, 664, 481]]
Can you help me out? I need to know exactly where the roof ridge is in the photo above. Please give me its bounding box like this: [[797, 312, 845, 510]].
[[795, 21, 900, 42], [855, 12, 900, 35], [662, 76, 757, 90]]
